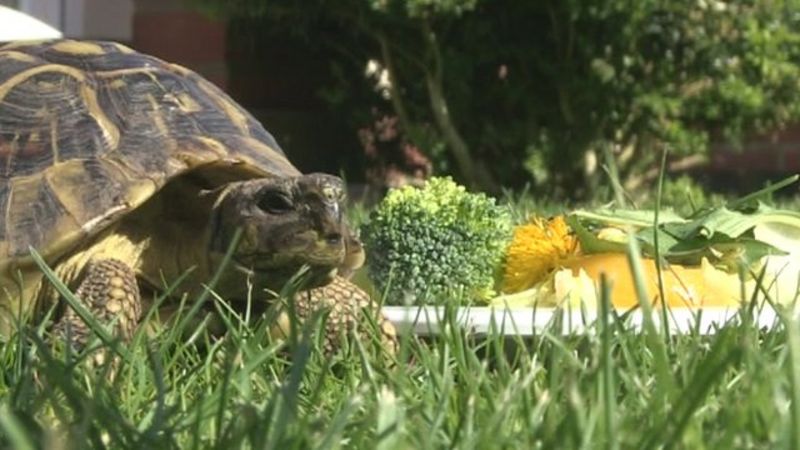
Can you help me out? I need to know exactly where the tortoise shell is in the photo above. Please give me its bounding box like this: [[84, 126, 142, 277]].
[[0, 39, 300, 270]]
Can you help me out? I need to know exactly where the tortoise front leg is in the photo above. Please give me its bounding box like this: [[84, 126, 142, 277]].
[[271, 276, 398, 356], [54, 258, 142, 351]]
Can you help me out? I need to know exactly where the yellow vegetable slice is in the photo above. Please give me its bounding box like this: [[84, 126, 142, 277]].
[[493, 253, 745, 309]]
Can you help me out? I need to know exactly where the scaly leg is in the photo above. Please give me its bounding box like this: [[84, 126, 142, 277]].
[[54, 258, 142, 357], [271, 276, 398, 356]]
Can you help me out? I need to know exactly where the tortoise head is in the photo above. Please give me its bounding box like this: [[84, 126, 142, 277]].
[[210, 173, 358, 290]]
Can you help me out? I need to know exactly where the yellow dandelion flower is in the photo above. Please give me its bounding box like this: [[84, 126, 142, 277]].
[[502, 216, 579, 293]]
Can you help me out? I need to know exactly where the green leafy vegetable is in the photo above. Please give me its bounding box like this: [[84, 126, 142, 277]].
[[570, 176, 800, 269], [361, 177, 513, 305]]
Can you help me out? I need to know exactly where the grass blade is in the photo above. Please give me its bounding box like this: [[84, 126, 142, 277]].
[[598, 275, 618, 450], [0, 404, 36, 450], [781, 308, 800, 449], [653, 148, 672, 344]]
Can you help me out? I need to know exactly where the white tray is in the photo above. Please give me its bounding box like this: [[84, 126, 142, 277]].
[[382, 305, 783, 336]]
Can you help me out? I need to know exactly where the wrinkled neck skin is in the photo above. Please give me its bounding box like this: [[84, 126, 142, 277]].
[[45, 184, 246, 308], [137, 219, 216, 298], [131, 193, 307, 305], [48, 214, 217, 304], [131, 190, 276, 304]]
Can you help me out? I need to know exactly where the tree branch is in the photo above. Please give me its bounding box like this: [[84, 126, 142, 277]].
[[421, 21, 495, 191], [377, 31, 413, 137]]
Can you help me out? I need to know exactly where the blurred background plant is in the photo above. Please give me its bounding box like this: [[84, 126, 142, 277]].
[[642, 174, 727, 217], [193, 0, 800, 201], [358, 111, 433, 192]]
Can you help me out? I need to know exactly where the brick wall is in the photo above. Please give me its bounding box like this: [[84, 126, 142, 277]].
[[132, 0, 227, 90], [711, 125, 800, 173]]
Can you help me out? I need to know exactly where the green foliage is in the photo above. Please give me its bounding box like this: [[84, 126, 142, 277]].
[[369, 0, 478, 17], [572, 175, 800, 271], [360, 177, 512, 305], [193, 0, 800, 198]]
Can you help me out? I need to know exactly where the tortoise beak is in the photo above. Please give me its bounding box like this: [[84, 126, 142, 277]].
[[315, 213, 345, 249], [298, 173, 346, 247], [326, 200, 341, 223]]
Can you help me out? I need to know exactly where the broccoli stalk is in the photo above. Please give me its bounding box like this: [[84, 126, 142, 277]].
[[361, 177, 513, 305]]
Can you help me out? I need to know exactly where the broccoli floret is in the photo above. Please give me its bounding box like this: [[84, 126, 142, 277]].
[[361, 177, 513, 305]]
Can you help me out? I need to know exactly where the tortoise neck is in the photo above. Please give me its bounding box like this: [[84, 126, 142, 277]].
[[137, 215, 215, 297], [121, 176, 221, 296]]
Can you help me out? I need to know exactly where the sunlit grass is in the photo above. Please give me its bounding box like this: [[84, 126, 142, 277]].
[[1, 265, 799, 448]]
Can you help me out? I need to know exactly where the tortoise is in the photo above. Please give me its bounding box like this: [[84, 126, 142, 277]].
[[0, 39, 396, 355]]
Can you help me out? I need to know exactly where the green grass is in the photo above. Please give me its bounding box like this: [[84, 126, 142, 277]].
[[1, 275, 799, 449]]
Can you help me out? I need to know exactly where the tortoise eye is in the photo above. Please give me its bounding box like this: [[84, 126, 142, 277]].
[[258, 191, 294, 214]]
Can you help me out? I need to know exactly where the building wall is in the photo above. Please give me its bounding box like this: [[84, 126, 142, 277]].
[[81, 0, 133, 40], [711, 126, 800, 174], [11, 0, 133, 40], [132, 0, 227, 89]]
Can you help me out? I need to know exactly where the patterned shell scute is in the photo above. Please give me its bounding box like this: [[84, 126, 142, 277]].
[[0, 39, 300, 263]]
